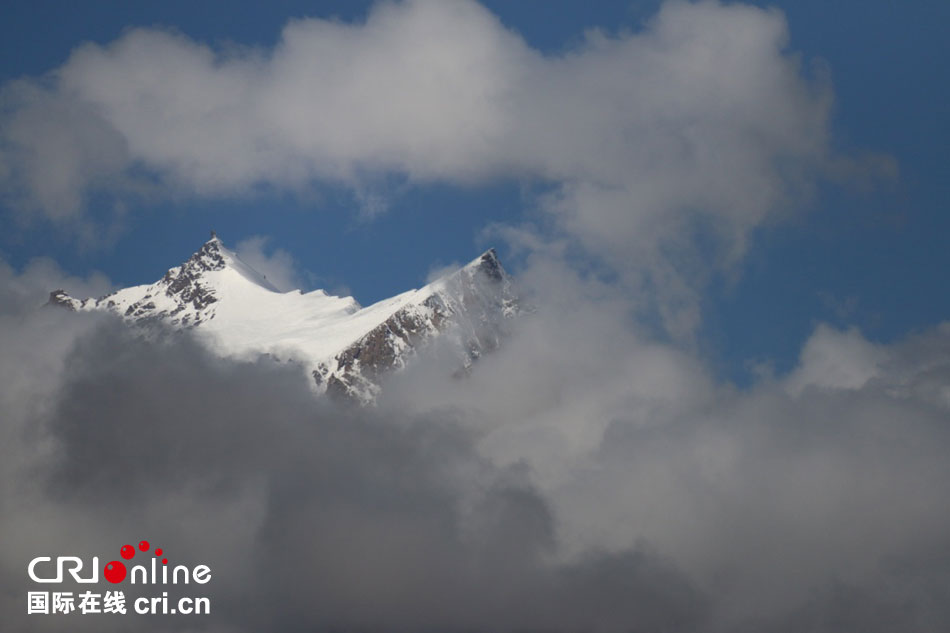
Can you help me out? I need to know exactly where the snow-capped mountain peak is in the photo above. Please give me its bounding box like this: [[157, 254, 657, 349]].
[[50, 235, 520, 401], [187, 233, 280, 291]]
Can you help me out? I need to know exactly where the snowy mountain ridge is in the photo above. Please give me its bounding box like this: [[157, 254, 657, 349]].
[[50, 235, 520, 401]]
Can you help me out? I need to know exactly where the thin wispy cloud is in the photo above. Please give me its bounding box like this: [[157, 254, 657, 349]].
[[234, 235, 305, 292]]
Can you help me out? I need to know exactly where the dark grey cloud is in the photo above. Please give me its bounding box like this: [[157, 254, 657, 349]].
[[3, 255, 950, 633], [0, 284, 707, 632]]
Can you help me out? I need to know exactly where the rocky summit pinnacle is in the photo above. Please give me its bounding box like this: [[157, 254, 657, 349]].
[[51, 236, 521, 402]]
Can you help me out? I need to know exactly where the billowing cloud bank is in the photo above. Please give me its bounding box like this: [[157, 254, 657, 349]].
[[2, 249, 950, 633], [2, 0, 828, 215]]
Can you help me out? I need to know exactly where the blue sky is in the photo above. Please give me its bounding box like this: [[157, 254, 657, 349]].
[[1, 0, 948, 381], [6, 6, 950, 630]]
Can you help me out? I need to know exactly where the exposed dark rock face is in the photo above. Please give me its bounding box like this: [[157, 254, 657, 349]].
[[317, 249, 520, 402], [47, 290, 78, 311], [152, 239, 225, 316], [476, 248, 504, 281], [49, 237, 229, 328]]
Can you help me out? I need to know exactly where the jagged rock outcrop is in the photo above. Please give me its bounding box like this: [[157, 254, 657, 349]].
[[315, 249, 519, 400]]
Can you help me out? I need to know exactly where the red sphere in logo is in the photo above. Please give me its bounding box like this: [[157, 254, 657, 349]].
[[155, 548, 163, 556], [120, 544, 135, 560], [138, 540, 150, 552], [104, 561, 127, 584]]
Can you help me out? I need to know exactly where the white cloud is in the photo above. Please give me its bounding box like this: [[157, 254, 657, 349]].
[[0, 256, 110, 432], [0, 0, 866, 335], [785, 323, 887, 395], [379, 249, 950, 628], [1, 219, 948, 632], [0, 256, 112, 312], [0, 78, 132, 218], [425, 260, 463, 284], [234, 235, 304, 292]]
